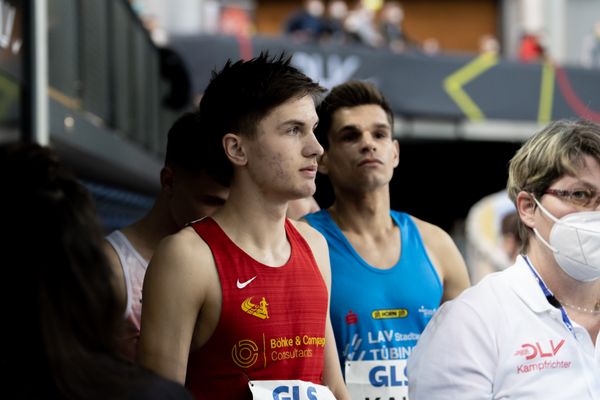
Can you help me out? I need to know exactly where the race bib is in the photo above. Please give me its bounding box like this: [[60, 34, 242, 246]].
[[249, 379, 337, 400], [345, 360, 409, 400]]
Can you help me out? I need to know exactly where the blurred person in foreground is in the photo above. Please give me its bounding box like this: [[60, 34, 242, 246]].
[[0, 143, 191, 399], [138, 53, 350, 400], [304, 80, 470, 399], [408, 119, 600, 399], [105, 112, 229, 360]]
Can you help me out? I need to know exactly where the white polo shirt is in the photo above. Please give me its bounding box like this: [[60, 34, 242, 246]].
[[407, 256, 600, 399]]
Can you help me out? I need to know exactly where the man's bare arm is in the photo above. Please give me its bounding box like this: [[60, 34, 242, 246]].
[[413, 217, 471, 302], [137, 228, 207, 383]]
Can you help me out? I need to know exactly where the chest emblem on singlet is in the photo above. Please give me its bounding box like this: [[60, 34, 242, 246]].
[[236, 276, 257, 289], [241, 296, 270, 319], [371, 309, 408, 319], [231, 339, 259, 368], [345, 310, 359, 325]]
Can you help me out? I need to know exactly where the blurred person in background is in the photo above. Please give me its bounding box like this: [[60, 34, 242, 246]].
[[421, 37, 441, 55], [219, 5, 254, 38], [321, 0, 349, 44], [408, 119, 600, 399], [379, 1, 408, 53], [501, 210, 522, 264], [518, 31, 545, 63], [479, 33, 500, 56], [0, 143, 192, 400], [344, 0, 383, 48], [305, 80, 470, 399], [105, 112, 229, 360], [464, 189, 518, 284], [284, 0, 326, 42], [581, 20, 600, 69]]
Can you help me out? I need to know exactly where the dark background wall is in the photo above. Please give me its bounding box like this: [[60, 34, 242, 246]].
[[314, 139, 522, 233]]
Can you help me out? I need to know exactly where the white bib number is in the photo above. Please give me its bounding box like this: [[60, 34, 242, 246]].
[[345, 360, 409, 400], [249, 379, 337, 400]]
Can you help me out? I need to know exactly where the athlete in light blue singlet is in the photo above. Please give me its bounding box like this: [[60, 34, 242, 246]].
[[307, 80, 470, 399]]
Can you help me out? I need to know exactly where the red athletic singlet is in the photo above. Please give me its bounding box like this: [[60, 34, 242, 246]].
[[186, 217, 328, 400]]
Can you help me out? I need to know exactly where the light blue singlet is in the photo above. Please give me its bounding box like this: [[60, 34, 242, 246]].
[[305, 210, 443, 370]]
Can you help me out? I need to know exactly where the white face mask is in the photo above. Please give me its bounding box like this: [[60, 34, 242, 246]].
[[532, 197, 600, 282]]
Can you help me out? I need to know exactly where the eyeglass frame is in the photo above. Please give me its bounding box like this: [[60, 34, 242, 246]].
[[543, 188, 600, 209]]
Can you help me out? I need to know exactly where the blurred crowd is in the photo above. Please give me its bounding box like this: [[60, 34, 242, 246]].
[[284, 0, 416, 53]]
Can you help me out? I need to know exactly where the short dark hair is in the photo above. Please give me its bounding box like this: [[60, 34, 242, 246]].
[[315, 80, 394, 149], [198, 52, 325, 186], [164, 111, 208, 173]]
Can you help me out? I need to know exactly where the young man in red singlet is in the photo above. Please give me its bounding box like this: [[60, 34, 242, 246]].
[[138, 53, 350, 400]]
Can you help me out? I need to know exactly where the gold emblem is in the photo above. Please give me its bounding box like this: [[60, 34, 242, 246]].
[[231, 339, 258, 368], [241, 296, 269, 319]]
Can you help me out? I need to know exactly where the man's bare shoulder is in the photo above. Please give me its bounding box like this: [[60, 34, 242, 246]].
[[409, 215, 455, 251], [151, 226, 213, 274], [162, 225, 203, 243], [290, 218, 331, 283], [289, 218, 327, 249]]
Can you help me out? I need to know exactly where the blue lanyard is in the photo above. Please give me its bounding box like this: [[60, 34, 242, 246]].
[[524, 256, 576, 337]]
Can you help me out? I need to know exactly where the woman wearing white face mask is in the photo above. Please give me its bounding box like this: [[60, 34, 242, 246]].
[[407, 119, 600, 399]]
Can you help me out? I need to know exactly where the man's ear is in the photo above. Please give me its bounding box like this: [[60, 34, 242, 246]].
[[160, 166, 174, 195], [317, 152, 329, 175], [516, 191, 536, 229], [223, 133, 247, 166]]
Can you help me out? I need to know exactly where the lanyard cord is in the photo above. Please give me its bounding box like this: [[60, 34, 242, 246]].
[[524, 256, 576, 338]]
